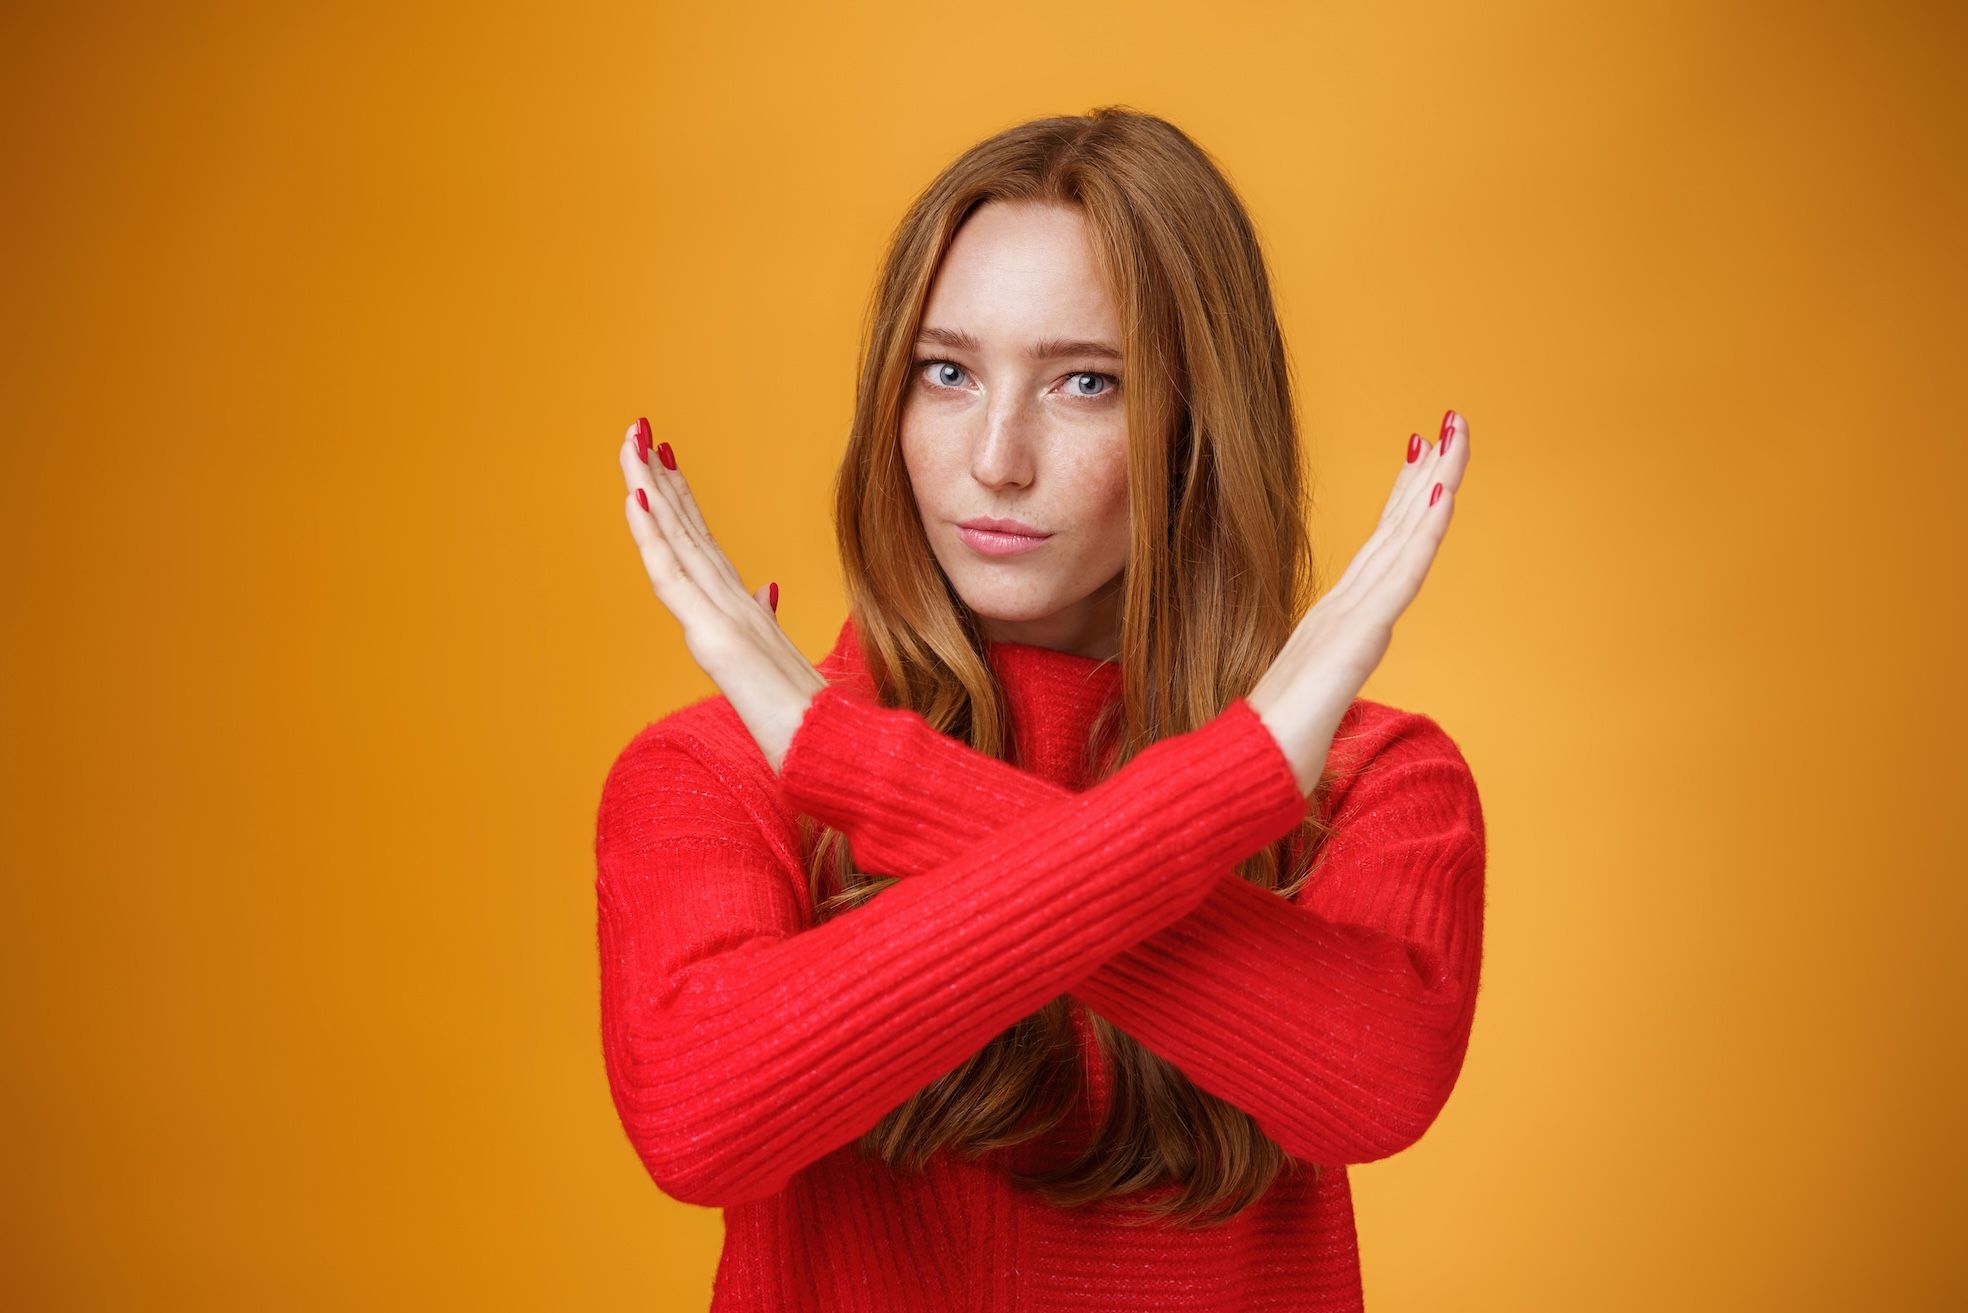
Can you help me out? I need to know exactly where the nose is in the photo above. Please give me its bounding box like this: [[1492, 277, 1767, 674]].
[[969, 393, 1039, 490]]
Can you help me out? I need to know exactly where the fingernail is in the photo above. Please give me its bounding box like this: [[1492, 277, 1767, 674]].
[[657, 441, 676, 471], [1439, 409, 1455, 441], [1430, 482, 1443, 507], [1407, 433, 1421, 464], [768, 581, 779, 613], [635, 417, 652, 464], [635, 488, 649, 512]]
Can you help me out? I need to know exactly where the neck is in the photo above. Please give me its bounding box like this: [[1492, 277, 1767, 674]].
[[974, 579, 1124, 661], [819, 615, 1124, 787]]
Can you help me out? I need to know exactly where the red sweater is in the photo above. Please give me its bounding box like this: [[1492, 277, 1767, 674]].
[[595, 615, 1487, 1310]]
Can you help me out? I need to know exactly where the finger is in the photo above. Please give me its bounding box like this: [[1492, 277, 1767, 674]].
[[1339, 412, 1472, 602], [1359, 481, 1455, 630], [1325, 429, 1449, 606], [622, 489, 725, 634], [620, 427, 735, 609], [621, 427, 749, 613], [1373, 432, 1432, 529], [752, 580, 779, 618], [1351, 421, 1469, 627], [1382, 415, 1464, 536], [1436, 410, 1471, 495], [629, 430, 750, 599], [1357, 420, 1464, 601], [652, 440, 736, 581]]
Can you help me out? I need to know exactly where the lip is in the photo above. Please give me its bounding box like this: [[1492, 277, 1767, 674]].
[[955, 517, 1053, 558], [960, 516, 1048, 536]]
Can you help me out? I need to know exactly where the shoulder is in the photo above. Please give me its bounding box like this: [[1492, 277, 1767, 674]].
[[1319, 696, 1484, 830], [596, 693, 789, 843], [1332, 696, 1476, 769], [602, 691, 753, 775]]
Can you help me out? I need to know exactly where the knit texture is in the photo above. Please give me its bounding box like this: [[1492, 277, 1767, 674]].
[[595, 615, 1487, 1311]]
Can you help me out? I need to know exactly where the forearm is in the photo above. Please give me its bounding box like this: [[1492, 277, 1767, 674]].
[[597, 692, 1307, 1207], [784, 689, 1487, 1164]]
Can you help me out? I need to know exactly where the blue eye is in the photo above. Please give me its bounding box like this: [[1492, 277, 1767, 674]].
[[918, 359, 969, 389], [911, 358, 1121, 402]]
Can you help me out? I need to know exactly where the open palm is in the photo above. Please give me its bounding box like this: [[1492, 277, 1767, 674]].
[[1245, 411, 1472, 793], [618, 420, 827, 771]]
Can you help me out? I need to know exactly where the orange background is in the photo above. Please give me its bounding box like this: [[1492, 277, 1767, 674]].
[[5, 1, 1962, 1307]]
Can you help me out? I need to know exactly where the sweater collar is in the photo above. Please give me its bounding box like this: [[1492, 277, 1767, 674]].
[[818, 614, 1123, 788]]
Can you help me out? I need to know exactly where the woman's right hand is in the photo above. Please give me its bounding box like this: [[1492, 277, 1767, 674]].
[[1246, 410, 1472, 796]]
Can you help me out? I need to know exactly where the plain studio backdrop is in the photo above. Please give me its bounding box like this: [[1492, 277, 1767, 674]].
[[3, 0, 1961, 1307]]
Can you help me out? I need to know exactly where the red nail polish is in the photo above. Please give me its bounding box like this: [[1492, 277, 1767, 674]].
[[1442, 430, 1452, 455], [1439, 409, 1455, 441], [635, 488, 649, 512], [657, 441, 676, 471], [768, 581, 779, 612], [1407, 433, 1421, 464], [635, 417, 652, 464], [1429, 482, 1443, 507]]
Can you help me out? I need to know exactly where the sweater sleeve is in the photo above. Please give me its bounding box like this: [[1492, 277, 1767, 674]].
[[782, 694, 1487, 1166], [594, 687, 1307, 1209]]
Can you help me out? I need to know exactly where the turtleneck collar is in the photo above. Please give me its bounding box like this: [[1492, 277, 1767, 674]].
[[816, 614, 1123, 789]]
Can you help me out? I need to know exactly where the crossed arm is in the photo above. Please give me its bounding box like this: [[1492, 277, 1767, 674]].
[[597, 683, 1484, 1210], [777, 684, 1490, 1170], [595, 693, 1307, 1209]]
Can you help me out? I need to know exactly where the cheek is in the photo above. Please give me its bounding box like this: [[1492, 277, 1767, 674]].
[[898, 409, 941, 502], [1076, 436, 1131, 543], [900, 395, 954, 457]]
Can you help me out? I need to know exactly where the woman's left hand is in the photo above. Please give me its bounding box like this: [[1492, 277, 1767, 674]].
[[618, 419, 828, 773]]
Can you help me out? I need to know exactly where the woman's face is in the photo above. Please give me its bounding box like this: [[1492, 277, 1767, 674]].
[[901, 200, 1130, 660]]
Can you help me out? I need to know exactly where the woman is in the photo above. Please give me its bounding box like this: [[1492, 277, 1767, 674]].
[[597, 106, 1482, 1311]]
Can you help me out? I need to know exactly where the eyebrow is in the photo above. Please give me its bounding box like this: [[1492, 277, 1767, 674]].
[[916, 325, 1124, 362]]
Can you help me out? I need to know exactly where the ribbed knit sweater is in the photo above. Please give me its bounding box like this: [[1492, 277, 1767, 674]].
[[595, 615, 1487, 1310]]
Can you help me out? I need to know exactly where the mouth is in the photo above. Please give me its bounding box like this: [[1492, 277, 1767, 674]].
[[959, 516, 1048, 536], [954, 519, 1053, 558]]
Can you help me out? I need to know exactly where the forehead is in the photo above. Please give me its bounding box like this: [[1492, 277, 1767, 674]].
[[921, 201, 1119, 343]]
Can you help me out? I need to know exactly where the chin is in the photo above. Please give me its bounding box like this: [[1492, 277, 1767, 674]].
[[946, 574, 1070, 624]]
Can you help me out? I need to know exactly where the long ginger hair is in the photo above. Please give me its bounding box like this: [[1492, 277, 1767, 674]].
[[808, 105, 1344, 1227]]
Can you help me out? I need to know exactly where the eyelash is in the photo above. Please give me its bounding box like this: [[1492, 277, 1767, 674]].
[[911, 357, 1121, 402]]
